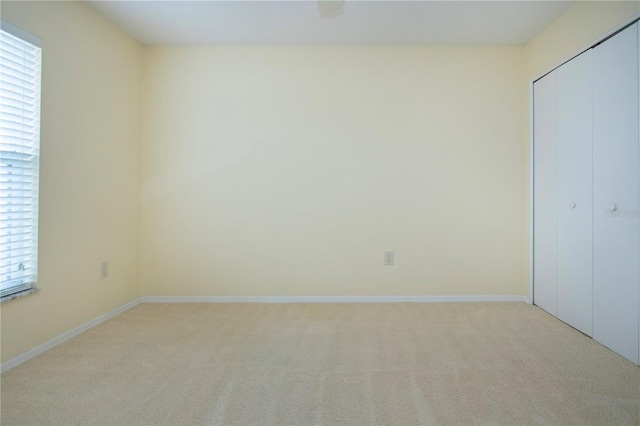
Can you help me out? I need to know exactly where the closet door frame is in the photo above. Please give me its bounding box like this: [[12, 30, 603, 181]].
[[529, 12, 640, 304]]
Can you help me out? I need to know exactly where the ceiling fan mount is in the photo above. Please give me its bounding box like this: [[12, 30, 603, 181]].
[[317, 0, 346, 19]]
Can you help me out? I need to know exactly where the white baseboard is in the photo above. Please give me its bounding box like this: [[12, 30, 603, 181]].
[[1, 294, 530, 373], [143, 295, 531, 304], [0, 297, 142, 373]]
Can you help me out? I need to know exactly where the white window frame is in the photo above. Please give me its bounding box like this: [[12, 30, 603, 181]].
[[0, 21, 42, 302]]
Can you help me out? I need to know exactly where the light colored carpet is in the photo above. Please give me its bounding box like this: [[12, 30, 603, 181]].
[[1, 302, 639, 425]]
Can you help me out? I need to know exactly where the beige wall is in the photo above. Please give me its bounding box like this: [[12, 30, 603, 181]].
[[141, 46, 526, 297], [0, 1, 142, 362]]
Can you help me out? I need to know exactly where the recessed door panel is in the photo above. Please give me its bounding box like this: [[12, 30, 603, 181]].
[[557, 51, 593, 336], [592, 23, 640, 364], [533, 71, 558, 317]]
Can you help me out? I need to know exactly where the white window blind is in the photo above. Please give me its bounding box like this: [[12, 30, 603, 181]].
[[0, 22, 41, 299]]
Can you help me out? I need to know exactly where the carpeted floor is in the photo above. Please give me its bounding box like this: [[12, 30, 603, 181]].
[[1, 302, 639, 425]]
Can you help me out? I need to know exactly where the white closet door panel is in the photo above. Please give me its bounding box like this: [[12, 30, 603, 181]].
[[593, 23, 640, 364], [557, 51, 593, 336], [533, 71, 559, 317]]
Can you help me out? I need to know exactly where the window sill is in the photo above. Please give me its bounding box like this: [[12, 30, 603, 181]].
[[1, 287, 40, 303]]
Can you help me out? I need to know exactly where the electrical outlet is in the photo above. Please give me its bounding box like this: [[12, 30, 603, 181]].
[[384, 251, 394, 266], [100, 261, 109, 279]]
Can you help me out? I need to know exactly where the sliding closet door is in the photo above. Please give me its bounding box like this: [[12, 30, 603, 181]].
[[593, 23, 640, 364], [533, 71, 558, 317], [557, 51, 593, 336]]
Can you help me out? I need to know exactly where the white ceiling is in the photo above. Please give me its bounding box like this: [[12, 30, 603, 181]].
[[86, 1, 573, 46]]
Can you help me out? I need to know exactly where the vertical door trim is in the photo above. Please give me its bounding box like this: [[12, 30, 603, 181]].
[[529, 81, 535, 305]]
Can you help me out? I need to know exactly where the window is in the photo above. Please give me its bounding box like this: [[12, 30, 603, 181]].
[[0, 22, 42, 300]]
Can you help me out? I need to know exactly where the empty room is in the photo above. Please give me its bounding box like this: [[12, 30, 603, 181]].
[[1, 0, 639, 424]]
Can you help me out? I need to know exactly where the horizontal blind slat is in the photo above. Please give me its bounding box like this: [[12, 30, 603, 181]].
[[0, 232, 33, 244]]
